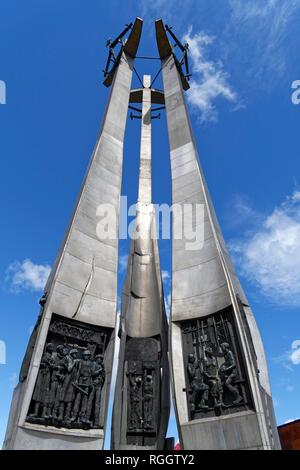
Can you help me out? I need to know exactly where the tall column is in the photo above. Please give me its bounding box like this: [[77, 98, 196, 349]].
[[138, 75, 152, 204], [156, 19, 280, 450], [3, 18, 143, 450], [111, 75, 170, 450]]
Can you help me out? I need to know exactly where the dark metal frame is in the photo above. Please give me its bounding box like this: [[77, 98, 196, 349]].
[[102, 23, 133, 79], [165, 24, 191, 83]]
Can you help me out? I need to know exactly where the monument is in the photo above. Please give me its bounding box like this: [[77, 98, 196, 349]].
[[155, 19, 280, 450], [3, 18, 143, 450], [4, 16, 280, 450], [111, 76, 170, 450]]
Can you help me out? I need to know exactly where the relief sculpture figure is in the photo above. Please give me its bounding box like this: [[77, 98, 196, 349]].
[[219, 342, 243, 405], [143, 374, 154, 430], [187, 354, 209, 412], [127, 362, 142, 431], [50, 345, 69, 421], [27, 335, 106, 429], [29, 342, 54, 419], [87, 354, 106, 427], [59, 348, 80, 423], [204, 347, 223, 408], [72, 349, 94, 425]]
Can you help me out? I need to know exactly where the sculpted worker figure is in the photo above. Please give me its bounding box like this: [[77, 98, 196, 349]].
[[59, 348, 80, 423], [29, 342, 54, 419], [72, 349, 94, 425], [143, 373, 154, 430], [87, 353, 106, 428], [219, 342, 242, 405], [187, 353, 209, 411], [127, 362, 142, 431], [204, 346, 223, 408], [49, 345, 68, 420]]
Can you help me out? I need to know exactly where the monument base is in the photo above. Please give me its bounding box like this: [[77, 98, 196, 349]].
[[3, 383, 104, 450], [180, 410, 281, 450]]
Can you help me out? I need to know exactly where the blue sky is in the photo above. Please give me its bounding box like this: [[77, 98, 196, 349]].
[[1, 0, 300, 448]]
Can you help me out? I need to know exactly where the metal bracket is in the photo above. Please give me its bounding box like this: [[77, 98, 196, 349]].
[[151, 106, 165, 112], [128, 105, 142, 113], [165, 24, 191, 83], [103, 23, 133, 79], [130, 112, 142, 120], [129, 107, 164, 121]]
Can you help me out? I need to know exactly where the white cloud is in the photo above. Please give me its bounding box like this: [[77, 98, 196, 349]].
[[183, 27, 237, 122], [273, 339, 300, 371], [0, 340, 6, 365], [276, 376, 297, 393], [5, 259, 51, 293], [161, 270, 171, 315], [161, 271, 171, 315], [290, 340, 300, 365], [228, 0, 300, 81], [141, 0, 300, 110], [118, 254, 128, 273], [161, 270, 170, 282], [273, 397, 279, 408], [9, 372, 17, 390], [230, 190, 300, 306], [226, 195, 264, 230], [139, 1, 300, 121], [140, 0, 169, 14], [230, 0, 291, 20], [140, 0, 194, 25], [165, 292, 171, 317]]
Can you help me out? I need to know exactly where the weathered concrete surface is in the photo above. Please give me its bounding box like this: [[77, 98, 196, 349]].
[[181, 411, 264, 450], [111, 76, 170, 450], [3, 18, 143, 450], [156, 18, 280, 450]]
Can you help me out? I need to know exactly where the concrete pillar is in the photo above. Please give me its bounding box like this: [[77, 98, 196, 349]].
[[111, 75, 170, 450], [155, 19, 280, 450], [3, 18, 143, 450]]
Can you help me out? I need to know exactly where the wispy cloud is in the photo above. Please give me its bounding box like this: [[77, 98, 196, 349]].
[[165, 292, 171, 317], [290, 340, 300, 365], [272, 339, 300, 372], [140, 0, 300, 120], [229, 0, 298, 21], [273, 351, 294, 372], [224, 195, 264, 231], [274, 375, 297, 393], [161, 270, 170, 282], [5, 259, 51, 293], [8, 372, 18, 390], [118, 254, 128, 273], [0, 340, 6, 365], [228, 0, 300, 82], [161, 269, 171, 315], [140, 0, 194, 26], [230, 190, 300, 306], [286, 384, 295, 392], [273, 397, 279, 408], [183, 27, 238, 122]]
